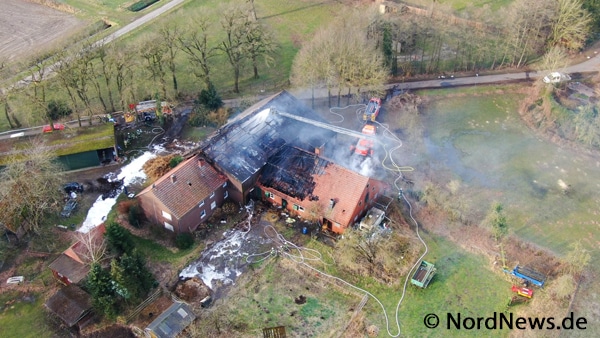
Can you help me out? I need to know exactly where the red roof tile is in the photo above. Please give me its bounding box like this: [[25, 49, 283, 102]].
[[138, 156, 226, 218], [312, 164, 370, 226]]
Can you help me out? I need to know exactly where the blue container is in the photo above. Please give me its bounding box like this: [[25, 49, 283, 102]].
[[302, 227, 308, 234]]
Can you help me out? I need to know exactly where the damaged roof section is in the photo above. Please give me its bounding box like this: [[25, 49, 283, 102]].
[[260, 145, 329, 201], [201, 91, 333, 184]]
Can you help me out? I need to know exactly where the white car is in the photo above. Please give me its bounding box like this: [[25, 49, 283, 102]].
[[543, 72, 571, 84]]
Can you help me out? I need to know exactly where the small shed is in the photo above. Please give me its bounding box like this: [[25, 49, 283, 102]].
[[44, 284, 93, 329], [145, 301, 196, 338]]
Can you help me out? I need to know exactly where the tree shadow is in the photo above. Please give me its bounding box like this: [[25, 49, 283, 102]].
[[260, 1, 335, 20]]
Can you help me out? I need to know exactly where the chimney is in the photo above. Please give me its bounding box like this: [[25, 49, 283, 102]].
[[198, 158, 205, 168], [329, 198, 335, 209], [170, 174, 177, 183], [315, 145, 324, 156]]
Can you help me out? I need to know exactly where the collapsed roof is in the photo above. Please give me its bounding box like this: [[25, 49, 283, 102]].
[[260, 145, 329, 201], [201, 91, 334, 184]]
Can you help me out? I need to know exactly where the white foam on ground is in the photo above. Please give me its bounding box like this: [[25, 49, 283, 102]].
[[78, 152, 156, 233], [179, 229, 246, 289]]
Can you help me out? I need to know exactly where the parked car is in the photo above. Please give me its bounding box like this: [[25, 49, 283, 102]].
[[42, 123, 65, 133], [63, 182, 84, 194], [543, 72, 571, 84], [60, 199, 78, 218], [142, 112, 156, 121]]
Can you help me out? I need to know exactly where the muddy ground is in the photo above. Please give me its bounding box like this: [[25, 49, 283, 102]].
[[0, 0, 86, 63]]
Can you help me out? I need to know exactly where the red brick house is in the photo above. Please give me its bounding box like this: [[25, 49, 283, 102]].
[[137, 155, 229, 233], [48, 224, 106, 285], [257, 146, 388, 234]]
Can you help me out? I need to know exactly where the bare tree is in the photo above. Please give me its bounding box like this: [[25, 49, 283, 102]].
[[178, 17, 218, 89], [536, 46, 569, 75], [220, 4, 250, 93], [73, 229, 108, 265], [548, 0, 592, 51], [244, 19, 276, 79], [0, 138, 65, 235], [1, 90, 14, 129], [24, 56, 54, 129], [140, 35, 168, 99], [291, 9, 387, 105], [159, 22, 183, 94], [564, 240, 591, 278], [498, 0, 555, 68], [111, 48, 136, 111], [54, 52, 83, 127], [97, 45, 117, 113]]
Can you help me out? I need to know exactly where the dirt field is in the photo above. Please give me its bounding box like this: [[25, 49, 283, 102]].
[[0, 0, 86, 63]]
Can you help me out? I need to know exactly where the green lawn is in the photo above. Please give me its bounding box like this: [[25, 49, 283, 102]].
[[0, 291, 55, 338], [404, 0, 513, 12]]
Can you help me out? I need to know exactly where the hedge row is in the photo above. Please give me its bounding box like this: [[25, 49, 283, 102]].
[[128, 0, 159, 12]]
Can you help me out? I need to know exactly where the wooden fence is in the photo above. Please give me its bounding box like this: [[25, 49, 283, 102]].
[[125, 287, 163, 324]]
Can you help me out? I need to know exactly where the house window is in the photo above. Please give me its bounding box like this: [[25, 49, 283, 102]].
[[199, 200, 205, 207], [211, 201, 217, 210], [201, 210, 206, 218], [224, 191, 229, 199], [161, 210, 172, 221], [293, 204, 305, 212], [164, 222, 174, 232], [222, 182, 228, 188], [210, 191, 215, 199]]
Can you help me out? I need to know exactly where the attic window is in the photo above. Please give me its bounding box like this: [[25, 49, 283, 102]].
[[187, 181, 192, 187]]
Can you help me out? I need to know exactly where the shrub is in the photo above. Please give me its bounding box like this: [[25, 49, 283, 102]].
[[187, 106, 210, 127], [105, 222, 135, 256], [175, 233, 194, 250], [46, 100, 72, 121], [169, 155, 183, 168], [128, 204, 144, 228], [197, 83, 223, 110]]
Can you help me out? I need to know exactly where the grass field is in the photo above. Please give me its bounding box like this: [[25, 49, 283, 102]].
[[414, 85, 600, 336]]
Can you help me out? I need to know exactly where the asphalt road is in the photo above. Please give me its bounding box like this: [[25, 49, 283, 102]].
[[3, 0, 600, 137], [291, 50, 600, 100]]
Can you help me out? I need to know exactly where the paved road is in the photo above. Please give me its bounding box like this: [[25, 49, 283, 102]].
[[290, 50, 600, 100], [95, 0, 186, 46]]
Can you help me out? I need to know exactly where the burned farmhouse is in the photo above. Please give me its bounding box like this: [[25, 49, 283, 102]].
[[140, 91, 388, 233]]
